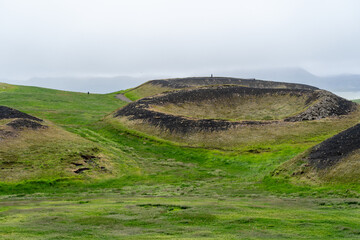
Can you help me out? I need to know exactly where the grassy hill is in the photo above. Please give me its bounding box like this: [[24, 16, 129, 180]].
[[0, 86, 121, 182], [1, 83, 360, 239]]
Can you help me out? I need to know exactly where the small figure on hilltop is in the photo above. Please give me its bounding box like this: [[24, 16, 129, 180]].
[[87, 92, 90, 95], [211, 74, 213, 78]]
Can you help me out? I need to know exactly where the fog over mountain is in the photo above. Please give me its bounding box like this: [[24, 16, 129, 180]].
[[1, 1, 360, 98], [2, 68, 358, 100]]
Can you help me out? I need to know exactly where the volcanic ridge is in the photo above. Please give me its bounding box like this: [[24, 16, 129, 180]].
[[146, 77, 318, 90], [115, 85, 357, 133], [124, 77, 319, 100]]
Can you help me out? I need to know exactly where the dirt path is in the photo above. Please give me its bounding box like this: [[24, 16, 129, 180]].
[[115, 94, 133, 103]]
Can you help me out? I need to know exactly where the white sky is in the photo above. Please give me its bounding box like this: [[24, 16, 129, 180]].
[[0, 0, 360, 79]]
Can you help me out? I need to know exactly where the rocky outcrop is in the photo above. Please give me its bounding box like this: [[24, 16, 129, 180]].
[[284, 91, 357, 122]]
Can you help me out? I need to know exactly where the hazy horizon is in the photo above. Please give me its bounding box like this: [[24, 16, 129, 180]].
[[1, 67, 360, 100], [1, 0, 360, 84]]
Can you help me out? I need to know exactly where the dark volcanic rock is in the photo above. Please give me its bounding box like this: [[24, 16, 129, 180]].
[[147, 77, 318, 90], [115, 85, 357, 133], [7, 119, 46, 130], [284, 91, 357, 122], [117, 105, 273, 134], [116, 86, 301, 133], [308, 124, 360, 169], [0, 106, 43, 121], [134, 85, 315, 106]]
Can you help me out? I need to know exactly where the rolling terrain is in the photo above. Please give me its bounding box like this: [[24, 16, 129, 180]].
[[0, 80, 360, 239]]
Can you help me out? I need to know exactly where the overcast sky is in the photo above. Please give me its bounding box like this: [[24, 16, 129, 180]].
[[1, 0, 360, 81]]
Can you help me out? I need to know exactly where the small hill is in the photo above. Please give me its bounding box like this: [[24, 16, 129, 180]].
[[274, 123, 360, 183], [0, 105, 114, 182], [123, 77, 318, 100], [110, 84, 359, 149]]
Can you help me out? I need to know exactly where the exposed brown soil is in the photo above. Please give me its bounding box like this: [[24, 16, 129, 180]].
[[146, 77, 319, 90], [114, 85, 357, 133], [308, 123, 360, 169]]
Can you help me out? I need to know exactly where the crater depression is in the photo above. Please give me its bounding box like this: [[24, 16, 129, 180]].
[[115, 85, 357, 133]]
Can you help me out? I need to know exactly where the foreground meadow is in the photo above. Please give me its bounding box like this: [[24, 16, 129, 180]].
[[0, 84, 360, 239]]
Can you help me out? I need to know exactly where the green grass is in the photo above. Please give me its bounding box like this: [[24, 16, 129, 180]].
[[0, 85, 124, 182], [0, 85, 125, 126], [123, 83, 173, 100], [0, 125, 113, 182], [2, 194, 360, 239], [1, 83, 360, 239]]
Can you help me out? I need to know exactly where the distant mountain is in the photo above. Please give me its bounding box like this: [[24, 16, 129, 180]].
[[216, 68, 360, 92], [320, 74, 360, 91], [24, 76, 150, 93], [2, 68, 360, 96]]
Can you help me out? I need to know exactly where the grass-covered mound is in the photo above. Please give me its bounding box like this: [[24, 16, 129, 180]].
[[123, 76, 318, 100], [112, 85, 358, 149], [274, 123, 360, 183], [0, 105, 115, 182]]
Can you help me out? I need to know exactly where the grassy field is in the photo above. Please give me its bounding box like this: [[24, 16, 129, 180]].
[[1, 83, 360, 239], [3, 193, 360, 239], [0, 84, 124, 126]]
